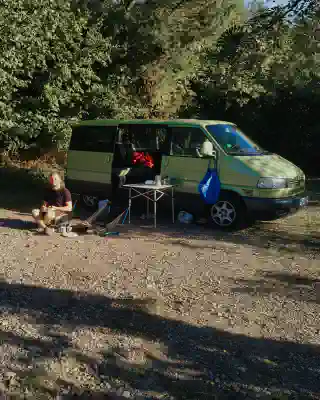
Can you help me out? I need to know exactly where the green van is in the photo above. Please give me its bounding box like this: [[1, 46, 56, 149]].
[[65, 119, 308, 229]]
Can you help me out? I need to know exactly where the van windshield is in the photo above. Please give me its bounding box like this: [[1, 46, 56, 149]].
[[206, 124, 268, 156]]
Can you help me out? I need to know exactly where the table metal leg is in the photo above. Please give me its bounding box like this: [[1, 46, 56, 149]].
[[154, 189, 157, 228], [128, 188, 132, 224], [171, 187, 175, 223], [146, 191, 150, 219]]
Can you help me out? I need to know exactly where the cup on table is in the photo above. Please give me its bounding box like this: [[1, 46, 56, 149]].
[[155, 175, 161, 186]]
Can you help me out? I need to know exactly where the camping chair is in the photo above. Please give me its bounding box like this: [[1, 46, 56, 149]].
[[96, 208, 129, 236], [73, 200, 111, 233]]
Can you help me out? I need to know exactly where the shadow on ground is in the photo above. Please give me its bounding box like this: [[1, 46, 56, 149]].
[[0, 218, 35, 230], [1, 166, 319, 257], [1, 210, 319, 258], [231, 272, 320, 305], [0, 280, 318, 399], [306, 179, 320, 203], [116, 218, 320, 258]]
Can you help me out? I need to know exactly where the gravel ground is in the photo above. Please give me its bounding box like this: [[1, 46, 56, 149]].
[[0, 203, 319, 400]]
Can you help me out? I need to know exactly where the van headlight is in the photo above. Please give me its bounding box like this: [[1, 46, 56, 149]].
[[257, 177, 288, 189]]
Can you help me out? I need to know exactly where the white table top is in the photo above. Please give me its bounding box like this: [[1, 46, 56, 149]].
[[123, 183, 173, 190]]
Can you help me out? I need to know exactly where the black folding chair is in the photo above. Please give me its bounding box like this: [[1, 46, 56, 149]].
[[73, 201, 111, 233], [96, 208, 129, 236]]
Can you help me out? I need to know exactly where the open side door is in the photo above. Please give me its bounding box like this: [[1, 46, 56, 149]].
[[66, 125, 117, 185]]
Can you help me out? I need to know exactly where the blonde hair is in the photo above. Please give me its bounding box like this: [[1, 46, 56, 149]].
[[49, 172, 65, 190]]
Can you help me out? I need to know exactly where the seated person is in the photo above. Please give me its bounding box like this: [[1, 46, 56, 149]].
[[32, 172, 73, 235]]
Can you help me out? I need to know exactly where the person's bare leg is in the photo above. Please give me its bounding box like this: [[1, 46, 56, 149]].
[[32, 209, 46, 231], [43, 209, 55, 235]]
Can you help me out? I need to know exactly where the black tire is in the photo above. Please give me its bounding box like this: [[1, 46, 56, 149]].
[[209, 192, 247, 230], [80, 193, 99, 210]]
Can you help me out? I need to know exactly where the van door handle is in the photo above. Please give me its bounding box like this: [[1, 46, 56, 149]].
[[105, 155, 111, 163]]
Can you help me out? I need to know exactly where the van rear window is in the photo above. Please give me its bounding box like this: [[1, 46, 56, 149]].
[[70, 125, 117, 153]]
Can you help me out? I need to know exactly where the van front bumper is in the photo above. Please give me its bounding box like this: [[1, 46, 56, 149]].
[[243, 194, 309, 220]]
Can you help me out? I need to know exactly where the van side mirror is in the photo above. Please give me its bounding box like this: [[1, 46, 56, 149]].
[[195, 147, 216, 159], [201, 139, 216, 158]]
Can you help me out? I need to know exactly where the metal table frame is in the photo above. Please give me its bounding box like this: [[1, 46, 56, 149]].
[[123, 184, 175, 228]]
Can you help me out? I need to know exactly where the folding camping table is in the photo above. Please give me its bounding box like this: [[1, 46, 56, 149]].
[[123, 183, 175, 228]]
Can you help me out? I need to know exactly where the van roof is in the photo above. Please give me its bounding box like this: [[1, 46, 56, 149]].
[[74, 119, 234, 127]]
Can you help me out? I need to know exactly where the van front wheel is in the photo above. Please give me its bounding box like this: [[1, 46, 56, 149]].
[[210, 193, 246, 230]]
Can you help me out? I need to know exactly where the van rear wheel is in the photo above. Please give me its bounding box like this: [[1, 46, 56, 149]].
[[80, 194, 99, 210], [210, 192, 246, 230]]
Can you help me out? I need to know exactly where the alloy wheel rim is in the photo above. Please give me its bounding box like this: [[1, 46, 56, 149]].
[[211, 200, 236, 227]]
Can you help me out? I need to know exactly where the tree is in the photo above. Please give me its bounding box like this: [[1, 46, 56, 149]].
[[0, 0, 245, 152], [190, 2, 319, 175], [0, 0, 115, 151], [0, 0, 317, 177]]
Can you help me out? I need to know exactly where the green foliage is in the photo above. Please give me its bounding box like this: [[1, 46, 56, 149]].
[[0, 0, 318, 174], [0, 0, 244, 151], [0, 0, 125, 151], [190, 2, 319, 175]]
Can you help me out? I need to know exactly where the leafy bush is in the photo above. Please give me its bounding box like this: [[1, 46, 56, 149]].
[[0, 0, 317, 175]]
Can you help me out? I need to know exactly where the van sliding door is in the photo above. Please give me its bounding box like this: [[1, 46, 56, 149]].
[[66, 125, 116, 186]]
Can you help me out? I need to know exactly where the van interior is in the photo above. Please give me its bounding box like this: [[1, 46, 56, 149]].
[[111, 124, 170, 194]]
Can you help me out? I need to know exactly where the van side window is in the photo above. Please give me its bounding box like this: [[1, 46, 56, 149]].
[[170, 127, 204, 156], [123, 124, 169, 152], [70, 125, 116, 153]]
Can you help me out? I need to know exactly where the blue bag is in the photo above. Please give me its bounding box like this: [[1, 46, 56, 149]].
[[198, 168, 220, 204]]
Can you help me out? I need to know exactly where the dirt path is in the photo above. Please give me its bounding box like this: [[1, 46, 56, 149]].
[[0, 206, 319, 399]]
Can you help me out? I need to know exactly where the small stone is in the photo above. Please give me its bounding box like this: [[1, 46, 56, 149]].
[[122, 391, 131, 398], [4, 371, 16, 387], [4, 371, 16, 379]]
